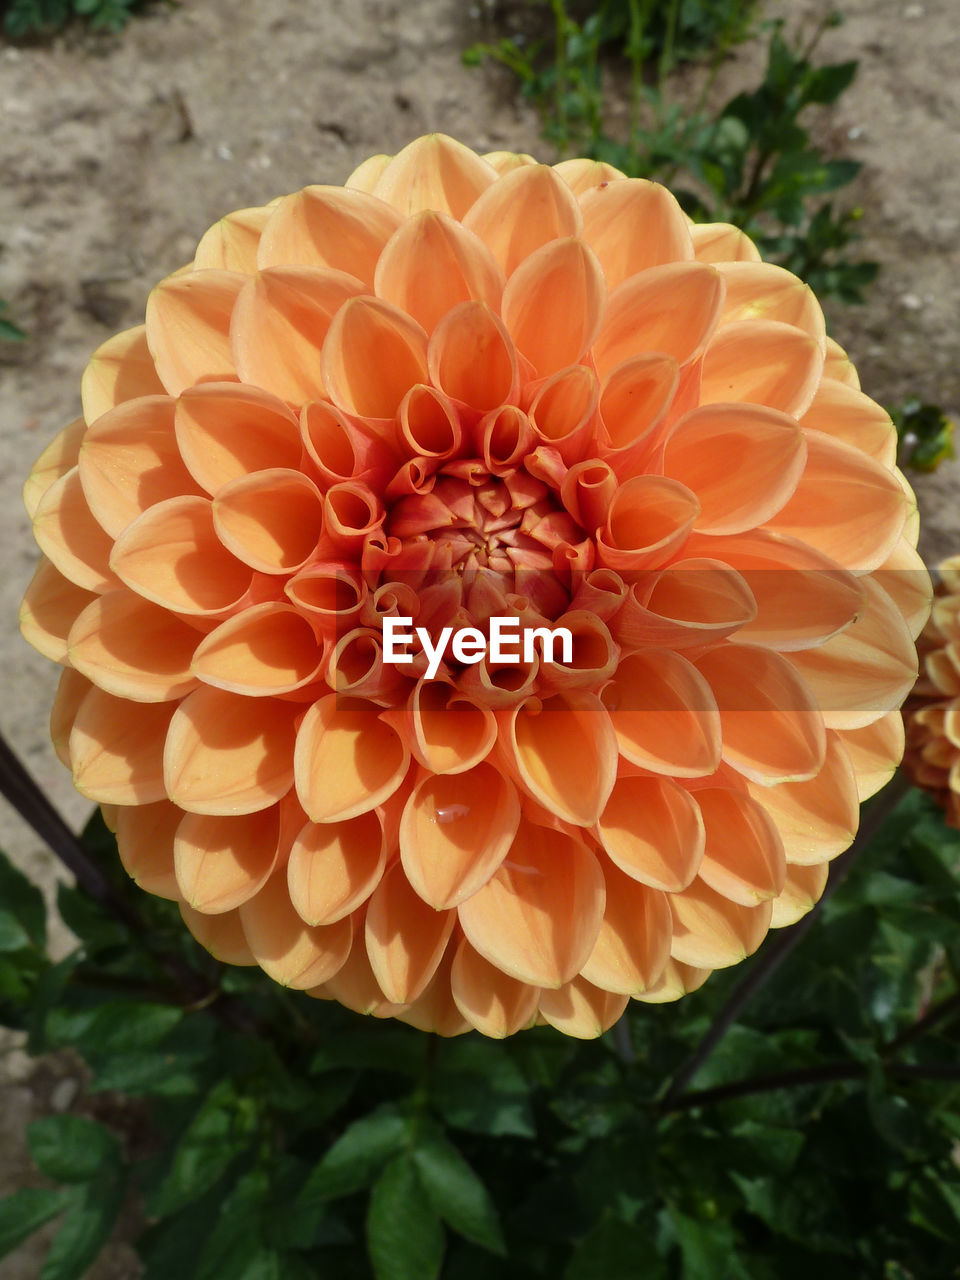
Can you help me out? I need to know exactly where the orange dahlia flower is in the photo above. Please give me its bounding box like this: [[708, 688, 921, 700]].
[[20, 134, 930, 1038], [903, 557, 960, 826]]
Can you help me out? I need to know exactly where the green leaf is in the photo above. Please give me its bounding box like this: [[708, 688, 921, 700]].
[[40, 1174, 124, 1280], [47, 1000, 183, 1055], [412, 1131, 505, 1255], [0, 848, 47, 948], [0, 910, 32, 953], [803, 60, 858, 105], [150, 1080, 260, 1215], [566, 1215, 665, 1280], [296, 1106, 411, 1209], [367, 1155, 444, 1280], [195, 1169, 269, 1280], [0, 1187, 71, 1258], [28, 1115, 120, 1184]]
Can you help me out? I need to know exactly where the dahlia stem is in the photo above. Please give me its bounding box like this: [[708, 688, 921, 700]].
[[0, 730, 258, 1032], [660, 1058, 960, 1113], [659, 771, 914, 1108]]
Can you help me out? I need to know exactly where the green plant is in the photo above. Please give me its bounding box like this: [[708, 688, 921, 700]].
[[2, 0, 151, 38], [0, 298, 25, 341], [3, 752, 960, 1277], [466, 5, 878, 304], [892, 398, 956, 473]]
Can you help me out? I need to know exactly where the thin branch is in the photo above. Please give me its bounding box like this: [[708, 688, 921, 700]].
[[885, 989, 960, 1054], [661, 1058, 960, 1113], [660, 771, 913, 1107]]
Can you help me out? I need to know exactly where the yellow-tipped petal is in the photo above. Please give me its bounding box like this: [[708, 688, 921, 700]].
[[552, 158, 627, 193], [164, 687, 298, 815], [175, 806, 281, 913], [364, 860, 457, 1003], [400, 763, 520, 909], [836, 711, 905, 801], [457, 816, 605, 988], [690, 221, 761, 264], [501, 237, 606, 377], [700, 319, 823, 418], [450, 937, 539, 1038], [769, 862, 830, 928], [69, 686, 173, 805], [116, 799, 182, 900], [232, 267, 366, 405], [78, 394, 203, 538], [322, 929, 408, 1018], [593, 261, 724, 380], [766, 429, 908, 571], [695, 787, 786, 904], [481, 150, 538, 175], [20, 559, 95, 664], [374, 210, 503, 332], [822, 335, 860, 389], [580, 856, 672, 994], [33, 468, 119, 593], [256, 185, 403, 282], [538, 976, 628, 1040], [579, 178, 693, 288], [239, 870, 352, 988], [662, 403, 806, 534], [427, 300, 518, 411], [746, 732, 859, 865], [109, 496, 252, 616], [80, 326, 165, 426], [23, 418, 86, 520], [212, 470, 324, 575], [175, 382, 302, 494], [371, 134, 497, 217], [321, 296, 429, 419], [634, 958, 711, 1003], [800, 377, 897, 467], [145, 268, 244, 396], [194, 206, 272, 273], [696, 645, 826, 784], [716, 261, 826, 347], [604, 649, 722, 778], [181, 903, 257, 966], [68, 591, 199, 702], [597, 774, 705, 892], [669, 879, 772, 968], [503, 693, 617, 826], [294, 695, 409, 822], [876, 538, 932, 641], [463, 163, 583, 277], [50, 669, 92, 769], [287, 811, 385, 926]]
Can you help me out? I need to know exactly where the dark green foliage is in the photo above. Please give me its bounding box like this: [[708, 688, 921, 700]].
[[466, 5, 878, 306], [0, 298, 26, 342], [2, 792, 960, 1276], [2, 0, 151, 38], [892, 399, 956, 473]]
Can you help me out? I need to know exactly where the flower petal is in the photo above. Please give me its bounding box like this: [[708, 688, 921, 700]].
[[553, 157, 626, 193], [538, 977, 628, 1039], [181, 904, 257, 966], [322, 928, 408, 1017], [463, 163, 582, 276], [596, 475, 700, 572], [145, 269, 245, 396], [175, 382, 302, 494], [580, 855, 672, 994], [633, 958, 711, 1003], [294, 695, 409, 822], [33, 467, 120, 593], [256, 185, 403, 282], [371, 134, 497, 217], [239, 870, 352, 988], [696, 644, 826, 784], [116, 799, 181, 900], [661, 403, 807, 535], [450, 937, 539, 1037], [212, 469, 324, 574], [80, 326, 165, 425], [800, 377, 897, 467], [396, 947, 472, 1037], [50, 669, 92, 769], [695, 787, 786, 904], [68, 591, 199, 702], [690, 222, 761, 264], [876, 538, 932, 641], [501, 237, 606, 377], [502, 693, 617, 826], [457, 816, 605, 988], [364, 860, 457, 1002], [716, 261, 826, 347], [321, 296, 429, 419], [23, 418, 86, 520], [287, 810, 385, 925], [579, 178, 693, 287], [769, 862, 829, 928], [427, 300, 518, 412], [69, 685, 173, 804], [109, 496, 253, 615], [669, 879, 772, 968], [19, 559, 95, 664], [700, 319, 823, 418], [400, 762, 520, 909], [191, 602, 323, 696], [164, 687, 298, 815], [835, 710, 905, 801], [406, 678, 497, 774], [194, 206, 272, 273], [597, 774, 705, 892], [175, 806, 282, 913], [746, 732, 859, 865]]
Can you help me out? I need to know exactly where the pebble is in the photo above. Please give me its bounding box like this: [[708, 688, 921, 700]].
[[50, 1078, 80, 1112]]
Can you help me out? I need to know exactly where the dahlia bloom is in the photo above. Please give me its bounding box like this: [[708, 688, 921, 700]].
[[21, 134, 930, 1039], [904, 557, 960, 826]]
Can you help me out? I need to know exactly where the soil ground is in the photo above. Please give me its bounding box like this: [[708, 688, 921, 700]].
[[0, 0, 957, 1274]]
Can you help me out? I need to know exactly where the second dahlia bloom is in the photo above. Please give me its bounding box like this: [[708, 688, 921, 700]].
[[21, 135, 930, 1038], [904, 557, 960, 826]]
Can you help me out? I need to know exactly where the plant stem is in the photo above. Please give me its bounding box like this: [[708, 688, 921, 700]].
[[885, 989, 960, 1054], [659, 771, 913, 1108]]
